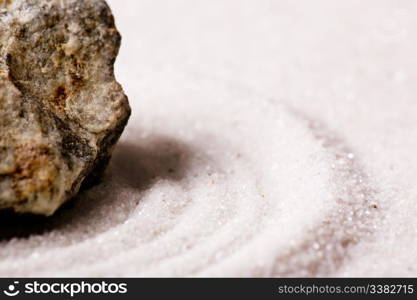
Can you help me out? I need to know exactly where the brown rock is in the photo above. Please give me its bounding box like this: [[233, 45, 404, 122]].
[[0, 0, 130, 215]]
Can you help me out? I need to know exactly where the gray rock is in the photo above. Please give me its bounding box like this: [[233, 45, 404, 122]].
[[0, 0, 131, 215]]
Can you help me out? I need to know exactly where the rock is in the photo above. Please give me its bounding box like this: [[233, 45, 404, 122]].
[[0, 0, 131, 215]]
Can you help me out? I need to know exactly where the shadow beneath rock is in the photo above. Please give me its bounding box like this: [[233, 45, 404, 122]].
[[0, 135, 194, 244], [111, 136, 192, 189]]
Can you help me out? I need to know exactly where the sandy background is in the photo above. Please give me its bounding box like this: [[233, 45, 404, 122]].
[[1, 0, 417, 277]]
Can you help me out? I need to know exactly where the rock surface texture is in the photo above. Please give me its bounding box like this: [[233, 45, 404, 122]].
[[0, 0, 130, 215]]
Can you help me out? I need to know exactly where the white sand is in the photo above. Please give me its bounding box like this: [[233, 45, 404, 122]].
[[1, 0, 416, 277]]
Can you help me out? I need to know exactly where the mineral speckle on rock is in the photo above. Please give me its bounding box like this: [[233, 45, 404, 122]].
[[0, 0, 131, 215]]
